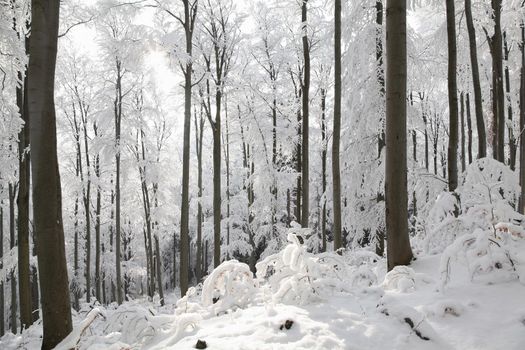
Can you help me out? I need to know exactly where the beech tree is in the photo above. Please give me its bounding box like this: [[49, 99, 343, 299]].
[[385, 0, 413, 271], [27, 0, 72, 347]]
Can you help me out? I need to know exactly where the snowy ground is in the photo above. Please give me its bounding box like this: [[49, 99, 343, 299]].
[[2, 243, 524, 350]]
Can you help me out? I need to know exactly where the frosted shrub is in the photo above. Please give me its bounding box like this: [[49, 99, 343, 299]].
[[440, 228, 520, 289], [382, 266, 416, 292], [201, 260, 257, 314], [256, 228, 352, 305]]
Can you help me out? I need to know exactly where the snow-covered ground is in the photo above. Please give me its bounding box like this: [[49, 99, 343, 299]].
[[2, 231, 524, 350]]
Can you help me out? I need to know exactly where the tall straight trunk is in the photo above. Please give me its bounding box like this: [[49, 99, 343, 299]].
[[320, 88, 327, 252], [446, 0, 459, 191], [0, 206, 4, 336], [213, 90, 222, 267], [375, 0, 386, 257], [466, 93, 473, 164], [114, 60, 123, 305], [109, 185, 116, 302], [332, 0, 342, 250], [194, 106, 204, 281], [81, 110, 91, 303], [489, 0, 505, 162], [385, 0, 413, 271], [224, 97, 231, 258], [154, 236, 164, 306], [93, 124, 101, 302], [9, 184, 18, 334], [94, 155, 101, 302], [504, 32, 516, 170], [460, 92, 466, 172], [519, 19, 525, 214], [17, 39, 32, 330], [465, 0, 486, 158], [27, 0, 73, 346], [300, 0, 310, 228], [179, 0, 196, 297]]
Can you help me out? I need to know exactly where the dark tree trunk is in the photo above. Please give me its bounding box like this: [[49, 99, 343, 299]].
[[9, 183, 18, 334], [446, 0, 459, 191], [504, 32, 516, 170], [375, 0, 386, 257], [385, 0, 413, 271], [0, 206, 4, 336], [194, 106, 204, 282], [520, 19, 525, 214], [179, 0, 197, 297], [460, 92, 466, 172], [320, 88, 327, 252], [465, 0, 486, 158], [17, 37, 32, 330], [114, 60, 123, 305], [301, 0, 310, 228], [27, 0, 73, 347], [333, 0, 342, 251], [466, 93, 473, 164]]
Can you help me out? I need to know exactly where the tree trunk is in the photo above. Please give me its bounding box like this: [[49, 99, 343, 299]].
[[0, 205, 4, 336], [446, 0, 459, 191], [114, 60, 123, 305], [320, 88, 327, 252], [179, 0, 196, 297], [195, 106, 204, 281], [375, 0, 386, 257], [213, 90, 222, 267], [333, 0, 342, 251], [9, 183, 18, 334], [27, 0, 73, 346], [301, 0, 310, 228], [17, 39, 32, 330], [504, 32, 516, 170], [519, 20, 525, 213], [460, 92, 466, 172], [385, 0, 413, 271], [81, 108, 91, 304], [93, 124, 101, 303], [154, 236, 164, 306], [465, 0, 486, 158], [490, 0, 505, 162], [466, 93, 473, 164]]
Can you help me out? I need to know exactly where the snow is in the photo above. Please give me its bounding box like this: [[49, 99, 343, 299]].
[[2, 233, 524, 350]]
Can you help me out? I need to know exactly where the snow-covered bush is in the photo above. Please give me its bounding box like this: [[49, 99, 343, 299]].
[[440, 228, 521, 289], [201, 260, 257, 314], [256, 228, 353, 304], [382, 266, 416, 292], [423, 158, 522, 254]]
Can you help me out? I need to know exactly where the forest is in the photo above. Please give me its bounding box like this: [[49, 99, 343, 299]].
[[0, 0, 524, 349]]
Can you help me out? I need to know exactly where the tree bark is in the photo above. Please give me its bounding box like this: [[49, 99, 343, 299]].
[[0, 205, 4, 337], [332, 0, 342, 251], [9, 183, 18, 334], [300, 0, 310, 228], [466, 93, 473, 164], [460, 92, 466, 172], [27, 0, 73, 346], [114, 60, 123, 305], [375, 0, 386, 257], [385, 0, 413, 271], [503, 32, 516, 170], [519, 20, 525, 213], [465, 0, 486, 158], [446, 0, 459, 191], [195, 105, 204, 281], [320, 88, 327, 252], [17, 36, 32, 330]]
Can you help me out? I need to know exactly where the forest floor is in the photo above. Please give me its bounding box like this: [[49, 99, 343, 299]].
[[2, 248, 524, 350]]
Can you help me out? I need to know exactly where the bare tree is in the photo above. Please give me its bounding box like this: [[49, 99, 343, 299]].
[[446, 0, 458, 191], [333, 0, 342, 251], [27, 0, 72, 347], [385, 0, 413, 271]]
